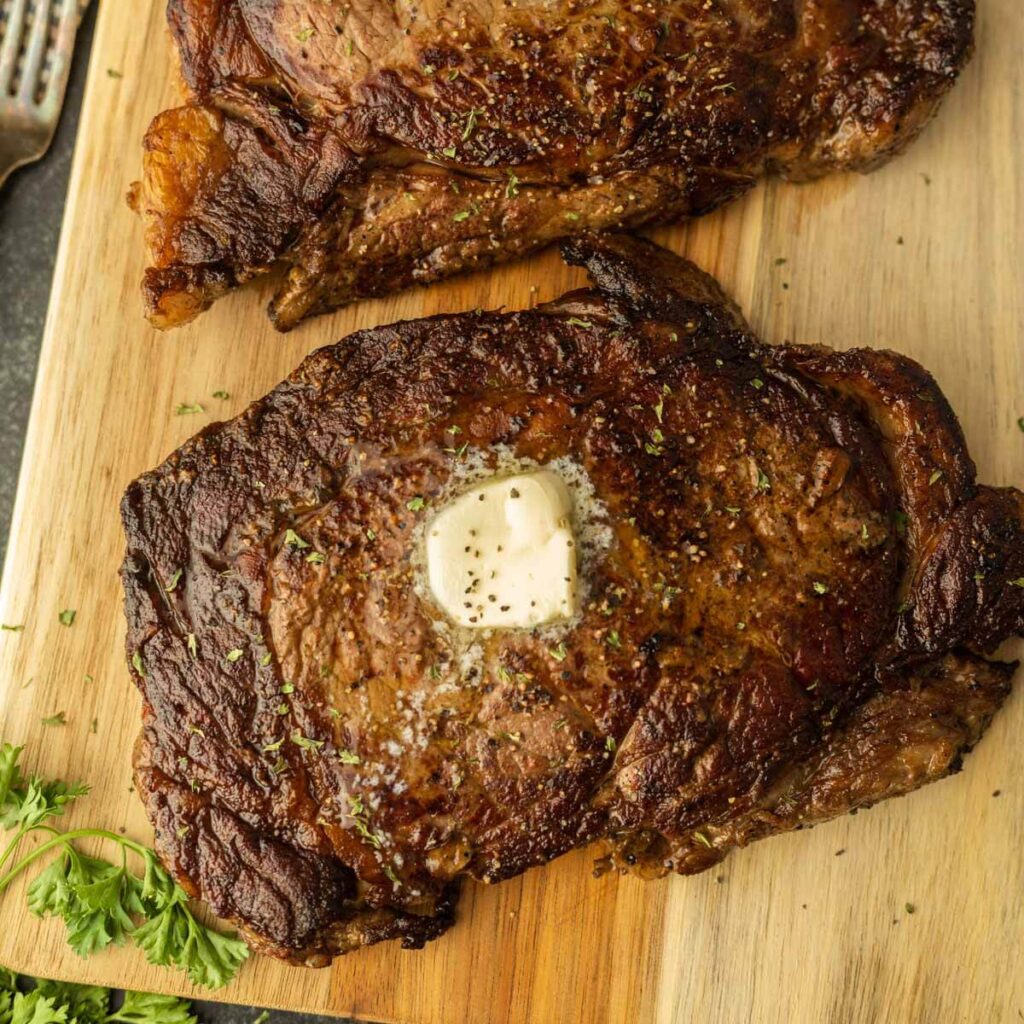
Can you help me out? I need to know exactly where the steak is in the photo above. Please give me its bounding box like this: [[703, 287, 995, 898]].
[[132, 0, 973, 330], [121, 234, 1024, 965]]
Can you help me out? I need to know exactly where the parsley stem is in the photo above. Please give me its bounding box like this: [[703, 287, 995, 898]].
[[0, 827, 149, 894], [0, 822, 61, 872]]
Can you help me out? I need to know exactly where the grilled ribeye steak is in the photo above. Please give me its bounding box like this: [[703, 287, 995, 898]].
[[133, 0, 973, 330], [121, 234, 1024, 965]]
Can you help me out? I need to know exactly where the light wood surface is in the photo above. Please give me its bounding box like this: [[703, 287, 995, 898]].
[[1, 1, 1021, 1021]]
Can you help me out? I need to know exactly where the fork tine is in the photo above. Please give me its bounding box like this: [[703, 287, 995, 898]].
[[19, 0, 55, 102], [39, 0, 79, 108], [0, 0, 30, 94]]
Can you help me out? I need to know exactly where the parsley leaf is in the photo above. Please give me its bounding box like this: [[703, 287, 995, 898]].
[[57, 610, 76, 627]]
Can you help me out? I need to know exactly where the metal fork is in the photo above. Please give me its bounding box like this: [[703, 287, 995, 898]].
[[0, 0, 85, 188]]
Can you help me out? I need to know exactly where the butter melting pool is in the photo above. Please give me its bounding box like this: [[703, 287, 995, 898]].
[[425, 469, 577, 629]]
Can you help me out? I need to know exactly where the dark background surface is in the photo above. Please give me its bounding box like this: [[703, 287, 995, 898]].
[[0, 7, 352, 1023]]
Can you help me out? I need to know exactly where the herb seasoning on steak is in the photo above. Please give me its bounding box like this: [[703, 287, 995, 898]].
[[121, 234, 1023, 965], [132, 0, 973, 330]]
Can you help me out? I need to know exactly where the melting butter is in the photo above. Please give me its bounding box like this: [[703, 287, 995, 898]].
[[426, 470, 577, 628]]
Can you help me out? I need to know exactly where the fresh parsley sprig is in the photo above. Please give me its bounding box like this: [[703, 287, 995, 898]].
[[0, 966, 198, 1024], [0, 743, 248, 990]]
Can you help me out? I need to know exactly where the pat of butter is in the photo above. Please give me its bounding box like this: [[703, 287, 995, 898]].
[[426, 470, 577, 628]]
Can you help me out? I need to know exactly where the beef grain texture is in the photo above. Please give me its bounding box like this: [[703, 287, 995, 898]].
[[121, 234, 1024, 965], [132, 0, 974, 330]]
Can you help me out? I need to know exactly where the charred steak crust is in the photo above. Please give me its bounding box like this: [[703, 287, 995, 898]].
[[121, 234, 1023, 964], [133, 0, 974, 329]]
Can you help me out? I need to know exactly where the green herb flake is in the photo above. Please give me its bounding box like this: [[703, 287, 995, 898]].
[[165, 568, 183, 592], [263, 739, 284, 753], [225, 648, 244, 663], [751, 377, 765, 390], [383, 864, 401, 887], [296, 26, 315, 41], [284, 528, 309, 550], [276, 702, 290, 715], [461, 107, 481, 140], [441, 145, 457, 158], [280, 682, 295, 695], [812, 581, 829, 595], [693, 831, 713, 849], [1008, 577, 1024, 588], [174, 402, 204, 416], [653, 396, 664, 423], [564, 211, 580, 221], [566, 317, 593, 328], [1, 623, 24, 632], [452, 209, 471, 222], [260, 652, 273, 667], [58, 609, 76, 627], [928, 469, 944, 486], [41, 712, 67, 727], [755, 466, 771, 493], [306, 551, 326, 564], [905, 902, 916, 914], [506, 173, 520, 198], [407, 496, 426, 511], [550, 643, 568, 662], [605, 735, 616, 753], [212, 390, 230, 399], [338, 749, 361, 765], [606, 630, 622, 649], [107, 68, 123, 78], [132, 651, 146, 677]]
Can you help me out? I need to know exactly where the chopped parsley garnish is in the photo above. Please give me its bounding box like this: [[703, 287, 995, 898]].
[[164, 568, 183, 592], [442, 145, 457, 158], [260, 652, 273, 666], [1009, 578, 1024, 588], [306, 551, 326, 564], [751, 377, 765, 389], [812, 581, 829, 595], [606, 630, 622, 649], [452, 209, 471, 222], [225, 648, 244, 663], [41, 712, 67, 727], [564, 211, 580, 221], [1, 624, 24, 632], [174, 402, 204, 415], [506, 173, 520, 198], [461, 107, 481, 140], [928, 469, 944, 485], [280, 682, 295, 695], [132, 651, 146, 677], [296, 26, 315, 41], [755, 466, 771, 493], [1018, 416, 1024, 433], [186, 633, 198, 659], [262, 739, 284, 752], [566, 317, 592, 328], [653, 396, 664, 422], [605, 736, 616, 753], [407, 496, 426, 511], [58, 609, 76, 627], [550, 643, 568, 662], [383, 865, 401, 887], [284, 528, 309, 549], [212, 389, 230, 399], [693, 831, 713, 849], [338, 749, 361, 765]]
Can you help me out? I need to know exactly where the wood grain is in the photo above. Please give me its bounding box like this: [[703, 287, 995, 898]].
[[0, 1, 1021, 1021]]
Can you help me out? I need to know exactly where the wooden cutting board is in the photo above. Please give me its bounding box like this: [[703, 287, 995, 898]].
[[1, 1, 1021, 1021]]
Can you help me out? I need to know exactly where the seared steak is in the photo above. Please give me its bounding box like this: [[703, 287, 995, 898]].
[[121, 234, 1024, 964], [133, 0, 973, 329]]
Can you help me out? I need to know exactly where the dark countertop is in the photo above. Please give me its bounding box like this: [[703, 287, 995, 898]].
[[0, 8, 353, 1024]]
